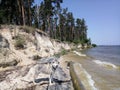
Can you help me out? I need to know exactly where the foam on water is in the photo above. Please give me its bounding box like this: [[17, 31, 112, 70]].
[[77, 63, 98, 90], [73, 51, 86, 56], [93, 60, 119, 69]]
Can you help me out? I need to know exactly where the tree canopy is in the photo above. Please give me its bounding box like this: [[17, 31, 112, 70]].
[[0, 0, 91, 45]]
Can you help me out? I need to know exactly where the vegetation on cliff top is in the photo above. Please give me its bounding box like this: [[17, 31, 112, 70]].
[[0, 0, 91, 45]]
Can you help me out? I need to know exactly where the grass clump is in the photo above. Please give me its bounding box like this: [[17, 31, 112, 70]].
[[14, 35, 26, 49], [61, 49, 67, 55], [33, 55, 42, 60], [54, 49, 68, 58], [19, 26, 35, 34]]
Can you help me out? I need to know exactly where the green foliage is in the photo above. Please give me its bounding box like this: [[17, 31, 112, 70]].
[[19, 26, 35, 34], [14, 35, 26, 49], [73, 39, 81, 44], [73, 38, 90, 45], [0, 0, 92, 45], [0, 0, 34, 25], [54, 49, 68, 57], [92, 44, 97, 47], [61, 49, 67, 55]]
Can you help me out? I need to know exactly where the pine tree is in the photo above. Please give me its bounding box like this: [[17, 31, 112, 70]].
[[0, 0, 90, 45]]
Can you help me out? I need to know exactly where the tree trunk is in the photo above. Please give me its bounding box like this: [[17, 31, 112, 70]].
[[28, 0, 32, 26], [47, 15, 51, 36], [72, 26, 74, 41], [17, 0, 22, 25], [58, 15, 61, 41], [54, 19, 57, 39], [21, 0, 25, 26]]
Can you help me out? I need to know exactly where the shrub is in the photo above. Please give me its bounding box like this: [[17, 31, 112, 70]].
[[92, 44, 97, 47], [54, 49, 68, 58], [0, 24, 1, 29], [19, 26, 35, 34], [73, 39, 81, 44], [61, 49, 67, 55], [14, 35, 26, 49], [33, 55, 42, 60]]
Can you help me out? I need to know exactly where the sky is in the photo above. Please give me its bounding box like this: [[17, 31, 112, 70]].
[[35, 0, 120, 45]]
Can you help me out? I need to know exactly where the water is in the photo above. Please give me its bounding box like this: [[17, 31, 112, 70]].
[[85, 45, 120, 66], [83, 46, 120, 90], [68, 46, 120, 90]]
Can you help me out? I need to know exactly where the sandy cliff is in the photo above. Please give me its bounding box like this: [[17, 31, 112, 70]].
[[0, 25, 71, 67], [0, 25, 74, 90]]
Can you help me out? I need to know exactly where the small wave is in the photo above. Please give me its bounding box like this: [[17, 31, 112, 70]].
[[93, 60, 119, 69], [73, 51, 86, 56], [76, 63, 97, 90]]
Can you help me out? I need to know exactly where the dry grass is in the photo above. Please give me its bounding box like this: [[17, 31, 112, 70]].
[[19, 26, 35, 34], [14, 34, 26, 49]]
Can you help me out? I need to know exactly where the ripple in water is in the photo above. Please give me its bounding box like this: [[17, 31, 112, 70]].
[[93, 60, 119, 69]]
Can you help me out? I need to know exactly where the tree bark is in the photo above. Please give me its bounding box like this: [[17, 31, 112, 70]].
[[28, 0, 32, 26], [17, 0, 22, 25], [21, 0, 25, 26]]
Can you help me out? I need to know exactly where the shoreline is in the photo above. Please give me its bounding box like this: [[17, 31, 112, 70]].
[[59, 51, 97, 90], [63, 50, 120, 90], [1, 49, 119, 90]]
